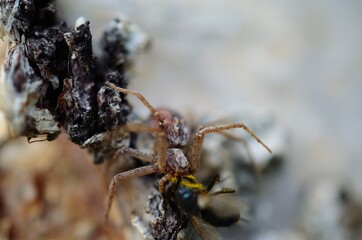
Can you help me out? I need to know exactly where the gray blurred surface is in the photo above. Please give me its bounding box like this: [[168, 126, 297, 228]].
[[58, 1, 362, 239]]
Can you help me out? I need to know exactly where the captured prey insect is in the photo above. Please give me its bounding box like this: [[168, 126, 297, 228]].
[[104, 81, 272, 238], [163, 173, 246, 239]]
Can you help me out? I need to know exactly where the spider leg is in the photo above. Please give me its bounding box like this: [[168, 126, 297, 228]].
[[218, 132, 261, 178], [189, 123, 271, 172], [106, 83, 170, 171], [124, 122, 162, 133], [154, 131, 168, 172], [158, 173, 173, 192], [106, 81, 157, 115], [105, 164, 159, 226], [106, 82, 172, 170], [115, 145, 155, 163], [115, 127, 168, 170]]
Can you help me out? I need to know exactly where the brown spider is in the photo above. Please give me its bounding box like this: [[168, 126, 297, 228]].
[[104, 81, 272, 226]]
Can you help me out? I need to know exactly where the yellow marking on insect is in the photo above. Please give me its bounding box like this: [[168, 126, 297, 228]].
[[182, 174, 198, 183], [168, 174, 205, 191], [168, 176, 179, 184], [180, 175, 205, 191]]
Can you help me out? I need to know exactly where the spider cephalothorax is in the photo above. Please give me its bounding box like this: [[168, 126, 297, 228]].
[[152, 108, 190, 147]]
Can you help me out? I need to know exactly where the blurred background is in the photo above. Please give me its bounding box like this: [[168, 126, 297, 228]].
[[1, 0, 362, 239]]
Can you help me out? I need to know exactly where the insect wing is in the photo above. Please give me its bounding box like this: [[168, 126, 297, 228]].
[[190, 216, 220, 240], [199, 193, 244, 227]]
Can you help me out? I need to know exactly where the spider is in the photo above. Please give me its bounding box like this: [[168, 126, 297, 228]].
[[104, 81, 272, 227]]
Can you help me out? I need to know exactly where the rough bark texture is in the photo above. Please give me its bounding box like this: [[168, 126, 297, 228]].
[[0, 0, 140, 163], [61, 20, 99, 144], [0, 0, 187, 239], [146, 189, 187, 240]]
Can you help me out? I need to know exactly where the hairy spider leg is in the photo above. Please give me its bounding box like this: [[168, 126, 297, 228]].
[[217, 132, 262, 178], [106, 82, 169, 172], [115, 129, 168, 172], [115, 145, 155, 163], [123, 122, 162, 133], [105, 127, 170, 225], [115, 122, 166, 166], [105, 164, 159, 226], [106, 81, 157, 114], [158, 173, 174, 192], [189, 123, 272, 172], [154, 131, 168, 171]]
